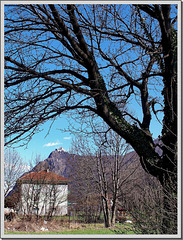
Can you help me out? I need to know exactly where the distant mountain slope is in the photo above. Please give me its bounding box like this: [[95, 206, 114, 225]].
[[5, 140, 162, 208], [5, 147, 75, 203], [31, 147, 74, 177]]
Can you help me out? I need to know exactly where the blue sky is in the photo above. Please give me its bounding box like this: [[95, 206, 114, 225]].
[[12, 100, 163, 165], [3, 3, 167, 166], [10, 115, 73, 164]]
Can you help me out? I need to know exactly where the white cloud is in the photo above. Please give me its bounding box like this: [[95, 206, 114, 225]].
[[43, 141, 62, 147], [64, 137, 71, 140]]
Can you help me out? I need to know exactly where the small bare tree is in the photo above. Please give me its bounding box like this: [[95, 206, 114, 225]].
[[95, 130, 139, 227], [67, 139, 101, 223], [69, 127, 140, 228], [126, 175, 177, 234], [4, 148, 24, 197]]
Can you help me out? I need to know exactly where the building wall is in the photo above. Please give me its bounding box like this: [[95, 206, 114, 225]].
[[19, 183, 68, 216]]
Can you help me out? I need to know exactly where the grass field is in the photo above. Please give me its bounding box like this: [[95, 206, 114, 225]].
[[5, 223, 135, 235], [5, 229, 135, 235], [4, 214, 136, 235]]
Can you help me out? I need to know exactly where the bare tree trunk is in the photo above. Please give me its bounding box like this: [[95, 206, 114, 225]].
[[101, 197, 111, 228], [111, 200, 116, 226], [97, 152, 111, 228]]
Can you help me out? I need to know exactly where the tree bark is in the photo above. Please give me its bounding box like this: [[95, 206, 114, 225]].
[[139, 5, 178, 233]]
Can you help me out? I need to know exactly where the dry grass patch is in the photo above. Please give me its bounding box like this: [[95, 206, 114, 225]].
[[4, 216, 107, 234]]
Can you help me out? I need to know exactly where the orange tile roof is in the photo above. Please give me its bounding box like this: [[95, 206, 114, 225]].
[[19, 170, 69, 183]]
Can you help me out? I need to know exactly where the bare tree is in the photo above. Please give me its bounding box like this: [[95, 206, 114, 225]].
[[67, 138, 101, 223], [46, 182, 68, 219], [95, 130, 140, 228], [69, 128, 140, 228], [121, 174, 176, 234], [4, 148, 24, 197], [4, 4, 178, 233]]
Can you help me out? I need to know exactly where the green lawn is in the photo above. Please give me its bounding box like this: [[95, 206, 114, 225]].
[[6, 229, 113, 234], [5, 229, 134, 235]]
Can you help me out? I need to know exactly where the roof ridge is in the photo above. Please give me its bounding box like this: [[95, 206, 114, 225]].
[[18, 169, 69, 182]]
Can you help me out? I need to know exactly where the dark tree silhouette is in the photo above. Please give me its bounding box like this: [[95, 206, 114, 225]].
[[4, 4, 178, 233]]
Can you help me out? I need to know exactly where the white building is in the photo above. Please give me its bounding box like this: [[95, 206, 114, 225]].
[[17, 169, 69, 216]]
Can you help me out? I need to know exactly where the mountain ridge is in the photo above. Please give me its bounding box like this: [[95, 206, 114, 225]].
[[5, 139, 162, 206]]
